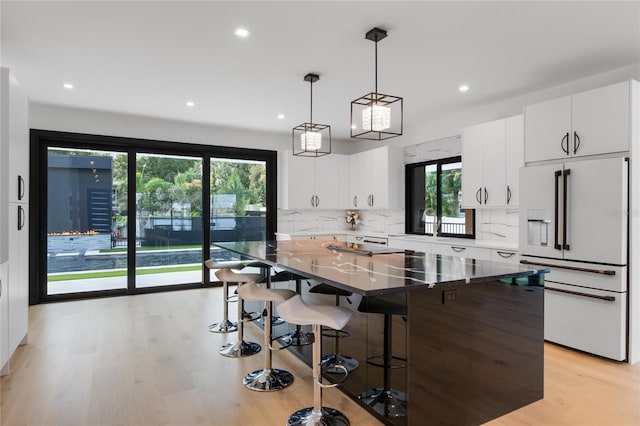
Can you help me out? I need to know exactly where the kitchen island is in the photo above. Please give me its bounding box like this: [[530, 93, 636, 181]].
[[215, 239, 546, 426]]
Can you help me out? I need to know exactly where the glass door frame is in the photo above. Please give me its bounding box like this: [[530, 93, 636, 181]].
[[30, 129, 277, 304]]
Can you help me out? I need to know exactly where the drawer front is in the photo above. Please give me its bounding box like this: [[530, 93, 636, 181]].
[[431, 243, 491, 260], [520, 257, 626, 292], [545, 282, 626, 361], [388, 238, 431, 253], [490, 249, 519, 264]]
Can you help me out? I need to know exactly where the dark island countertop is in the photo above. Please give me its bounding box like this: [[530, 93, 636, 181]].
[[214, 239, 546, 296]]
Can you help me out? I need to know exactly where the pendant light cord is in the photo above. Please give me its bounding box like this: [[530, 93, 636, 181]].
[[309, 78, 313, 124], [374, 40, 378, 98]]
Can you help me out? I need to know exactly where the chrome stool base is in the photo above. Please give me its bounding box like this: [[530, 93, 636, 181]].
[[286, 407, 350, 426], [219, 340, 261, 358], [208, 320, 238, 333], [243, 368, 294, 392], [242, 310, 261, 322], [279, 327, 314, 347], [357, 388, 406, 418], [321, 353, 359, 374]]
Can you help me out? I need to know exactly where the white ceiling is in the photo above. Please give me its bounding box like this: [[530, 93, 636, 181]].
[[2, 1, 639, 140]]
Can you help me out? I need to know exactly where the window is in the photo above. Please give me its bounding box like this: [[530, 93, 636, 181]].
[[405, 156, 475, 238]]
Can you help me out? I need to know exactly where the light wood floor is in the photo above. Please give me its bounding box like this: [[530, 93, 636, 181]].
[[1, 288, 639, 426]]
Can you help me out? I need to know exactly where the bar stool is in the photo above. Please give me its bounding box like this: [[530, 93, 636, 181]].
[[205, 259, 242, 333], [236, 282, 296, 391], [308, 283, 359, 373], [357, 295, 407, 418], [277, 294, 353, 426], [215, 268, 262, 358], [274, 270, 314, 346]]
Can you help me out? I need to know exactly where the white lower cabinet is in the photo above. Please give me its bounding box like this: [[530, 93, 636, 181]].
[[431, 243, 491, 260], [0, 262, 8, 373], [490, 249, 519, 264], [388, 237, 431, 253], [8, 202, 28, 359]]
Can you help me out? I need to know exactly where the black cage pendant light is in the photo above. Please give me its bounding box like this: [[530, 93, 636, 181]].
[[351, 27, 403, 140], [292, 73, 331, 157]]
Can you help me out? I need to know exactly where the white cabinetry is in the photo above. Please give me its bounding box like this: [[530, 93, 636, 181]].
[[524, 81, 631, 162], [462, 115, 523, 208], [431, 242, 491, 260], [284, 153, 348, 209], [0, 68, 29, 375], [348, 146, 402, 210]]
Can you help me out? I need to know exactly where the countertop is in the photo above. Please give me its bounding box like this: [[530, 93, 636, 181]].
[[215, 239, 544, 296]]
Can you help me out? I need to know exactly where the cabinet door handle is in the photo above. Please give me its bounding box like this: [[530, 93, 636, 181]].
[[315, 195, 320, 207], [18, 205, 25, 230], [573, 131, 581, 154], [369, 194, 374, 207], [476, 187, 482, 204], [451, 246, 466, 253], [497, 251, 515, 258], [18, 175, 25, 200], [561, 132, 569, 154], [353, 196, 357, 207], [506, 186, 512, 204], [484, 187, 488, 204], [310, 196, 315, 207]]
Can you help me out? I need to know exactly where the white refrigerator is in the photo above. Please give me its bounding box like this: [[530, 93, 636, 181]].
[[519, 156, 628, 361]]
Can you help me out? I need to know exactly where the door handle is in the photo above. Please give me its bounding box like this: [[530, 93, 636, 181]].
[[484, 187, 488, 204], [18, 205, 25, 230], [561, 132, 569, 155], [18, 175, 25, 200], [310, 196, 315, 207], [573, 131, 581, 154], [506, 185, 512, 205], [520, 260, 615, 275], [353, 196, 357, 207], [554, 170, 561, 250], [545, 286, 615, 302], [476, 187, 482, 204], [451, 246, 466, 253], [315, 195, 319, 207], [563, 169, 570, 250]]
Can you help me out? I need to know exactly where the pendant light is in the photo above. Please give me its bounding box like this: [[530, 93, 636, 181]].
[[351, 27, 403, 140], [292, 73, 331, 157]]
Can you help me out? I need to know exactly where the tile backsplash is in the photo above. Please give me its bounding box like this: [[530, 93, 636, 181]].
[[277, 209, 405, 235], [278, 208, 519, 245]]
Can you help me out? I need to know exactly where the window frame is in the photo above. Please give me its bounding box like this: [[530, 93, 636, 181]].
[[405, 155, 475, 239]]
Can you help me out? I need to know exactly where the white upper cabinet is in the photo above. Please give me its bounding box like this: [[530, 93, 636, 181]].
[[7, 74, 29, 204], [284, 153, 348, 209], [348, 146, 402, 210], [461, 123, 484, 208], [462, 115, 522, 208], [505, 114, 524, 207], [525, 81, 631, 162]]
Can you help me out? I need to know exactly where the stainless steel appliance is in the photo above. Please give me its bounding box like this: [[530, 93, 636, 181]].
[[519, 156, 628, 361]]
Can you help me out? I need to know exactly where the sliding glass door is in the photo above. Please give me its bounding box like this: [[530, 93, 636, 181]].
[[209, 158, 267, 265], [46, 148, 128, 295], [135, 153, 203, 288], [34, 130, 276, 302]]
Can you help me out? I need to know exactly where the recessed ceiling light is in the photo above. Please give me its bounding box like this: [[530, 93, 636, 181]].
[[458, 85, 470, 92], [186, 101, 195, 107], [277, 114, 285, 120], [63, 83, 74, 89], [234, 28, 250, 38]]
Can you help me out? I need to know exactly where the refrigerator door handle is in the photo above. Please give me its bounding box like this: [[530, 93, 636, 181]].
[[554, 170, 562, 250], [545, 286, 616, 302], [520, 259, 616, 275], [563, 169, 571, 250]]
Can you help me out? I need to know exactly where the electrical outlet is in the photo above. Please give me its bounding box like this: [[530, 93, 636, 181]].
[[442, 289, 457, 304]]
